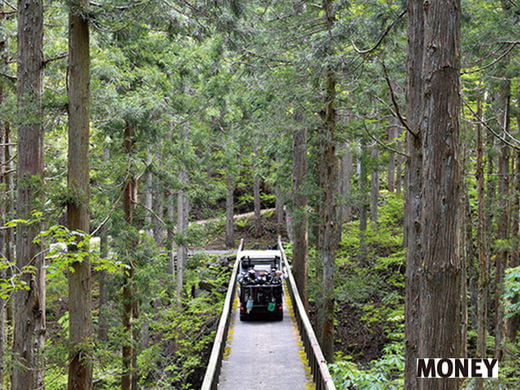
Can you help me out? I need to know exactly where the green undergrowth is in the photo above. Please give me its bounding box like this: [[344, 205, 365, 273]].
[[329, 341, 404, 389], [327, 191, 406, 388], [43, 248, 232, 389]]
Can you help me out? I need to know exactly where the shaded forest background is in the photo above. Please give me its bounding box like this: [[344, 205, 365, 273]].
[[0, 0, 519, 389]]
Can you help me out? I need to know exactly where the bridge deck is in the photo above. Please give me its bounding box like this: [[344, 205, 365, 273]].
[[217, 287, 315, 390]]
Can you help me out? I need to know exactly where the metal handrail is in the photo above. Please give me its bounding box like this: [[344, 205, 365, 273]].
[[202, 238, 336, 390], [200, 239, 243, 390], [278, 236, 337, 390]]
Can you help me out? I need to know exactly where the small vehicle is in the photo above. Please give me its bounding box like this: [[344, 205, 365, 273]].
[[237, 248, 284, 321]]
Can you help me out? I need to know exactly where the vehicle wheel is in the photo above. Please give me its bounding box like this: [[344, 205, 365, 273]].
[[240, 314, 247, 321], [275, 312, 283, 321]]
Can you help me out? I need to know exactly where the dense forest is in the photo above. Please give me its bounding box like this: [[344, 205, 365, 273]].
[[0, 0, 519, 389]]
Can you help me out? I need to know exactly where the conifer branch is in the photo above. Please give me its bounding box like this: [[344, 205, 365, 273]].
[[463, 98, 520, 151], [381, 62, 417, 138], [351, 9, 406, 55], [44, 53, 68, 65], [362, 121, 409, 158]]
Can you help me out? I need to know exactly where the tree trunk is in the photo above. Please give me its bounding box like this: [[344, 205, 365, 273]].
[[370, 146, 379, 224], [98, 229, 109, 343], [475, 96, 488, 390], [505, 139, 520, 342], [122, 124, 138, 390], [0, 26, 10, 384], [176, 168, 189, 307], [152, 174, 164, 246], [292, 127, 309, 307], [418, 2, 463, 390], [97, 148, 110, 343], [285, 207, 294, 242], [145, 152, 154, 238], [3, 125, 15, 389], [387, 118, 399, 192], [505, 87, 520, 342], [225, 173, 235, 248], [494, 80, 511, 360], [405, 1, 424, 388], [358, 141, 369, 262], [338, 142, 353, 223], [0, 84, 6, 389], [316, 0, 339, 362], [253, 155, 262, 238], [166, 190, 176, 276], [275, 184, 284, 237], [67, 1, 93, 387], [13, 0, 46, 388]]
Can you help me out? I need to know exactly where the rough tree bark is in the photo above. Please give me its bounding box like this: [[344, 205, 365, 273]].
[[370, 146, 379, 224], [475, 96, 489, 390], [176, 167, 189, 307], [145, 152, 154, 238], [275, 183, 284, 237], [0, 21, 10, 385], [506, 130, 520, 342], [404, 0, 424, 388], [418, 2, 464, 390], [338, 142, 353, 224], [67, 0, 93, 388], [97, 227, 109, 343], [494, 79, 511, 360], [122, 124, 138, 390], [225, 173, 235, 248], [167, 190, 176, 276], [315, 0, 339, 362], [358, 141, 369, 262], [292, 126, 309, 307], [253, 146, 263, 238], [152, 174, 164, 246], [13, 0, 46, 388], [387, 117, 399, 192], [97, 148, 110, 343]]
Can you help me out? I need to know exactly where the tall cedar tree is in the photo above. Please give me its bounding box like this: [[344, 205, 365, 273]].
[[13, 0, 46, 388], [404, 0, 424, 387], [316, 0, 339, 362], [292, 125, 309, 307], [67, 0, 93, 388], [494, 76, 511, 360], [418, 1, 464, 390], [475, 97, 488, 390], [0, 13, 12, 385], [122, 123, 138, 390]]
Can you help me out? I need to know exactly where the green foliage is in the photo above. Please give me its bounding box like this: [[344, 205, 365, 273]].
[[0, 259, 35, 299], [330, 342, 404, 389], [34, 224, 127, 276], [0, 212, 40, 299], [133, 254, 231, 388], [323, 192, 405, 372], [504, 266, 520, 318]]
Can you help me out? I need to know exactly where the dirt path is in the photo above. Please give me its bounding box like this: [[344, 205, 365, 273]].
[[193, 208, 276, 226]]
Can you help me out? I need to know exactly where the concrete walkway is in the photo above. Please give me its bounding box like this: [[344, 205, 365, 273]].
[[218, 289, 315, 390]]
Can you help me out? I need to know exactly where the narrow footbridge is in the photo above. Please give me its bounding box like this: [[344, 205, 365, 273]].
[[202, 238, 336, 390]]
